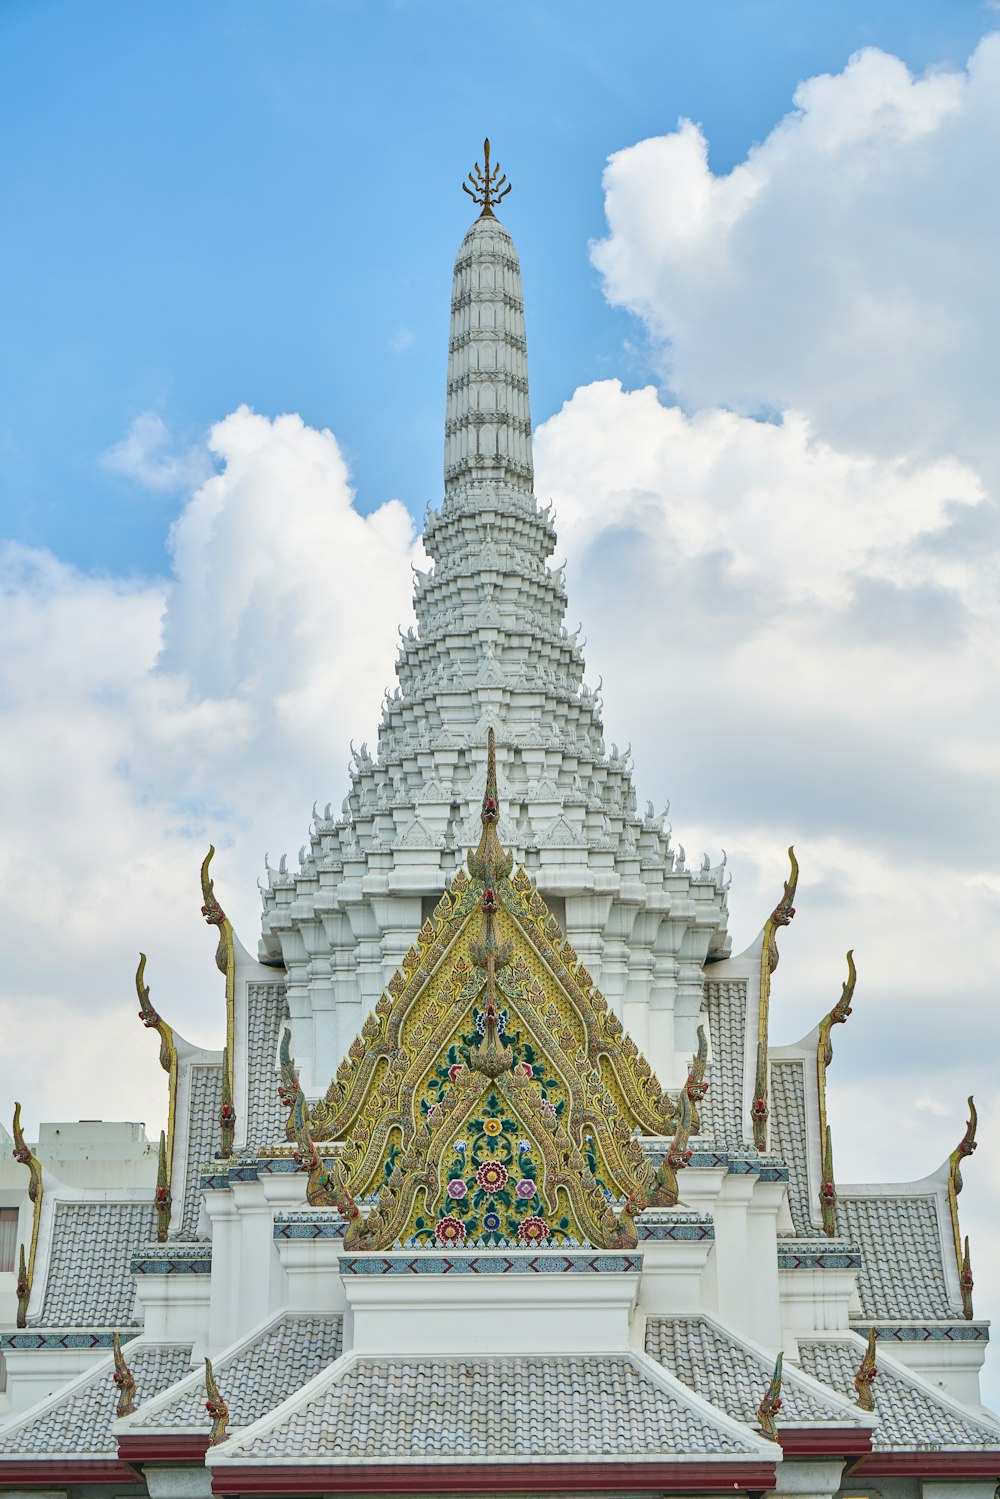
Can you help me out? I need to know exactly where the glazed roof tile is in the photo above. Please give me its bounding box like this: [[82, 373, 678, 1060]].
[[646, 1314, 854, 1426], [798, 1337, 1000, 1451], [178, 1064, 222, 1238], [769, 1058, 814, 1233], [244, 980, 288, 1152], [0, 1343, 192, 1458], [836, 1193, 954, 1320], [225, 1353, 767, 1462], [127, 1313, 343, 1432], [699, 979, 747, 1148], [39, 1201, 155, 1327]]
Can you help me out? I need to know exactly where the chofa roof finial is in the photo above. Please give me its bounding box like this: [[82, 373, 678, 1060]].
[[462, 138, 512, 219]]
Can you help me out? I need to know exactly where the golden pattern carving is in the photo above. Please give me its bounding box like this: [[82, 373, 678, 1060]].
[[11, 1101, 42, 1328], [816, 950, 856, 1235], [753, 847, 798, 1150], [283, 730, 698, 1252]]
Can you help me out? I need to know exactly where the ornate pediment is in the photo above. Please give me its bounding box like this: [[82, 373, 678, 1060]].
[[282, 731, 697, 1252]]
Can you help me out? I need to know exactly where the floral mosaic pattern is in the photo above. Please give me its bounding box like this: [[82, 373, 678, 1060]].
[[407, 1016, 580, 1249]]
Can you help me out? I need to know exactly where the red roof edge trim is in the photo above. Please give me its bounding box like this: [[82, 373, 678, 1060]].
[[851, 1451, 1000, 1478], [780, 1426, 872, 1458], [118, 1435, 211, 1464], [210, 1460, 778, 1494], [0, 1460, 137, 1485]]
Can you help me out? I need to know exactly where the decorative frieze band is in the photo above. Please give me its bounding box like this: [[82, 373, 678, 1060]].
[[338, 1253, 643, 1276]]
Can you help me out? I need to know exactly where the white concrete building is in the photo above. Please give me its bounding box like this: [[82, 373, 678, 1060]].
[[1, 143, 997, 1499]]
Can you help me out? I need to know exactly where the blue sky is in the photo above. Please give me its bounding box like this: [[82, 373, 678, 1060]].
[[1, 0, 993, 573], [3, 0, 1000, 1379]]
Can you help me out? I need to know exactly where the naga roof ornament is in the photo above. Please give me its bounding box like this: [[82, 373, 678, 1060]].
[[948, 1096, 978, 1318], [854, 1328, 878, 1411], [112, 1333, 137, 1419], [205, 1358, 230, 1446], [752, 847, 798, 1150], [136, 952, 178, 1238], [756, 1352, 783, 1441], [11, 1101, 42, 1328], [274, 728, 701, 1252], [816, 950, 856, 1235], [201, 847, 236, 1157], [462, 137, 511, 219]]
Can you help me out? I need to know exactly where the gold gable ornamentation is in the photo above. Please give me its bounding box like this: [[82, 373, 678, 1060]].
[[201, 847, 236, 1157], [136, 954, 177, 1242], [816, 951, 856, 1236], [947, 1096, 977, 1319], [284, 730, 699, 1253]]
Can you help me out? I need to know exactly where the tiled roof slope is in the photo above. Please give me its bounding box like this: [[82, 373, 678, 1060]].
[[39, 1201, 155, 1326], [799, 1338, 1000, 1451], [836, 1194, 953, 1320], [129, 1314, 343, 1432], [769, 1059, 813, 1233], [699, 979, 747, 1148], [245, 980, 287, 1151], [228, 1354, 766, 1461], [178, 1064, 222, 1238], [646, 1315, 851, 1426], [0, 1343, 192, 1458]]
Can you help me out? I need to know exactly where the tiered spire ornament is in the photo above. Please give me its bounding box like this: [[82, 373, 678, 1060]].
[[201, 848, 236, 1157], [462, 138, 511, 219], [816, 950, 856, 1235], [112, 1333, 137, 1419], [11, 1102, 42, 1328], [854, 1328, 878, 1411], [947, 1097, 978, 1318], [752, 847, 798, 1150], [136, 954, 177, 1240], [757, 1353, 783, 1441], [205, 1359, 230, 1446]]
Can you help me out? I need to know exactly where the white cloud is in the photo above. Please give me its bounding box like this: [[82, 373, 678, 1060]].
[[0, 407, 419, 1135], [101, 411, 214, 493], [591, 36, 1000, 482]]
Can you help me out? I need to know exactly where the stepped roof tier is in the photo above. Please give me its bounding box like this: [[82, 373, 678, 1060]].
[[259, 151, 730, 1098], [2, 144, 998, 1499]]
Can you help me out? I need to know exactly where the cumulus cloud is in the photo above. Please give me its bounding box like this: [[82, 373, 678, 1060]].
[[592, 36, 1000, 481], [0, 407, 419, 1135], [101, 411, 214, 493]]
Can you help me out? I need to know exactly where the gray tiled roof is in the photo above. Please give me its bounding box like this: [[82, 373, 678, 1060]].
[[699, 979, 747, 1148], [769, 1059, 813, 1233], [798, 1338, 1000, 1451], [132, 1314, 343, 1431], [646, 1315, 849, 1425], [229, 1354, 764, 1461], [836, 1194, 954, 1320], [0, 1343, 192, 1458], [178, 1064, 222, 1238], [245, 980, 288, 1151], [39, 1202, 155, 1327]]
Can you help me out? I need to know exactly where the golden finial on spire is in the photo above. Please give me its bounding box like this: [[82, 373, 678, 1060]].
[[462, 138, 512, 219]]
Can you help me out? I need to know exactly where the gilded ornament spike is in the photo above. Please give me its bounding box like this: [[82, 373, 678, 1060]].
[[15, 1242, 28, 1328], [757, 1352, 783, 1441], [754, 847, 799, 1149], [961, 1235, 974, 1320], [219, 1048, 235, 1159], [947, 1096, 978, 1318], [135, 954, 178, 1199], [461, 137, 512, 219], [205, 1358, 230, 1446], [686, 1024, 709, 1133], [201, 847, 237, 1149], [112, 1333, 137, 1418], [854, 1328, 878, 1411], [12, 1103, 42, 1326], [817, 950, 856, 1233], [155, 1129, 171, 1242]]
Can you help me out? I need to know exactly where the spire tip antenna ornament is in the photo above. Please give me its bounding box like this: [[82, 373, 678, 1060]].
[[462, 138, 512, 219]]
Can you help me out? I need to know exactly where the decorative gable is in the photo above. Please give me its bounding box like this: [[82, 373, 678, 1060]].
[[282, 732, 696, 1252]]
